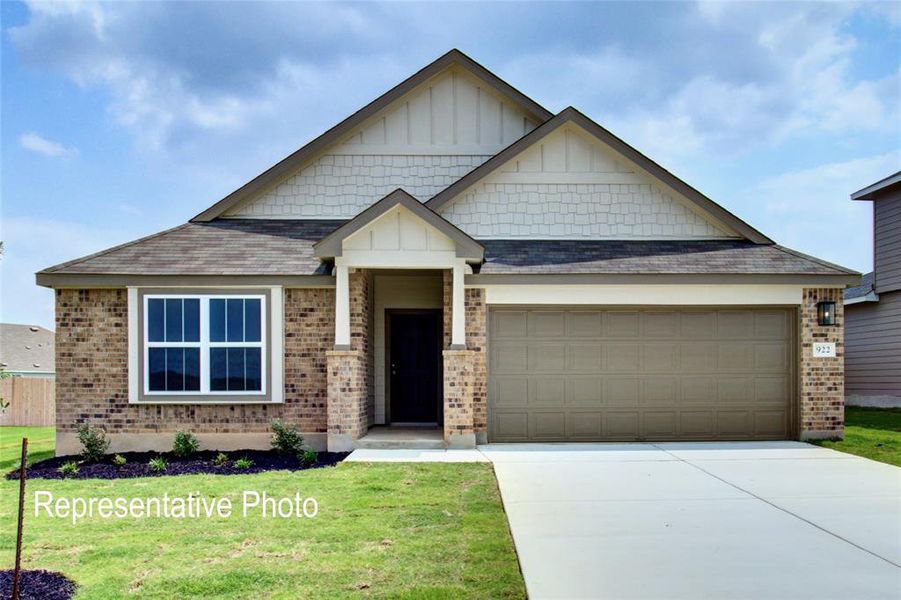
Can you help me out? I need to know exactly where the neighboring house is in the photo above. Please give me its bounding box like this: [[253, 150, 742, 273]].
[[845, 172, 901, 407], [37, 50, 859, 454], [0, 323, 55, 378]]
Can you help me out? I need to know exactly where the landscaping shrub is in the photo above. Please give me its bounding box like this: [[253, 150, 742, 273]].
[[214, 452, 229, 466], [172, 431, 199, 457], [148, 456, 167, 473], [112, 454, 127, 466], [76, 424, 110, 463], [58, 461, 79, 477], [234, 456, 254, 470], [271, 420, 304, 456], [301, 449, 318, 465]]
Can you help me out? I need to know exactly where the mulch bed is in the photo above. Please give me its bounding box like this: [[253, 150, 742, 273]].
[[0, 569, 77, 600], [5, 450, 348, 481]]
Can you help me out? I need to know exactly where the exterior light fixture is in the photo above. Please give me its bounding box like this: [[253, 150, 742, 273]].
[[817, 301, 836, 326]]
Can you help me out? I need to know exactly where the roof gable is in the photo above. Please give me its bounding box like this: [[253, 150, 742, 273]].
[[313, 189, 483, 261], [427, 108, 773, 244], [193, 49, 552, 222]]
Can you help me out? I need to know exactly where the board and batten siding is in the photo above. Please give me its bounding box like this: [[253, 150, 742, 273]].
[[227, 68, 539, 219], [875, 193, 901, 294], [438, 124, 737, 239], [845, 291, 901, 401]]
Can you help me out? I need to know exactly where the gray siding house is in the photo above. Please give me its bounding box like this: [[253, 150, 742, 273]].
[[845, 172, 901, 407]]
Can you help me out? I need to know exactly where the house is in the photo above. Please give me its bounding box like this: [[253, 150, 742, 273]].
[[0, 323, 55, 378], [844, 172, 901, 407], [37, 50, 859, 454]]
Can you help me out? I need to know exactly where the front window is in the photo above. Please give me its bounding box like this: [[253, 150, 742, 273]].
[[144, 294, 266, 396]]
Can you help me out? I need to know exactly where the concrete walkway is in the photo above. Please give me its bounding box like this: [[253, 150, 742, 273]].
[[481, 442, 901, 600]]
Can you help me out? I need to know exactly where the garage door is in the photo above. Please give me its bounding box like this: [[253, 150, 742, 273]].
[[489, 307, 795, 442]]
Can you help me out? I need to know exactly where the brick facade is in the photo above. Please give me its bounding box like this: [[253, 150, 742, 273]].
[[443, 349, 476, 447], [799, 287, 845, 439]]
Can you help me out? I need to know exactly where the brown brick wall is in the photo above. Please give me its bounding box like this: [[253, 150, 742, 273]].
[[799, 287, 845, 438], [55, 288, 334, 435], [443, 349, 475, 443]]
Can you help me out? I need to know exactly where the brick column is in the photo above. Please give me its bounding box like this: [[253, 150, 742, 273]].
[[443, 349, 476, 448], [326, 270, 373, 451], [799, 287, 845, 440]]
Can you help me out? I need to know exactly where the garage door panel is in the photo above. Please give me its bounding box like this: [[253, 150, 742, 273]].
[[489, 307, 794, 442]]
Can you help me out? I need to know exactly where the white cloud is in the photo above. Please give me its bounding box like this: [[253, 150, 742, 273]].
[[19, 132, 78, 158]]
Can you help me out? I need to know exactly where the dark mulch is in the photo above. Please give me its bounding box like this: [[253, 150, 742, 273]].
[[0, 569, 77, 600], [5, 450, 348, 481]]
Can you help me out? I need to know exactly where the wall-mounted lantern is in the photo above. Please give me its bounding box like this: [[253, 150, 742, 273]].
[[817, 301, 836, 326]]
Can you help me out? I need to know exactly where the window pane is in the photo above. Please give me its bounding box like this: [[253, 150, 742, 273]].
[[165, 299, 183, 342], [227, 347, 245, 391], [210, 348, 227, 391], [166, 348, 184, 391], [244, 298, 261, 342], [148, 347, 166, 391], [148, 299, 165, 342], [245, 348, 262, 391], [184, 348, 200, 391], [227, 299, 244, 342], [210, 299, 226, 342], [184, 299, 200, 342]]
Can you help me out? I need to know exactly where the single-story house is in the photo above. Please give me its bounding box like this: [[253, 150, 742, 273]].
[[38, 50, 859, 454], [844, 172, 901, 407]]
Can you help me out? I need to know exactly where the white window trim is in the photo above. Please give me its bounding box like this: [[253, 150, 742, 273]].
[[141, 293, 267, 398]]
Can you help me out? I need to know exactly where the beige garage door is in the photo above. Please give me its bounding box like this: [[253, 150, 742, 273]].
[[489, 307, 795, 442]]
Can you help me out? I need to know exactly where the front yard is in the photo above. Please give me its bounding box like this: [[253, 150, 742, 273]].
[[0, 428, 525, 599], [813, 407, 901, 466]]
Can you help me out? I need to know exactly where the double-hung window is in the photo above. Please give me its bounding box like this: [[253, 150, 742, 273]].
[[144, 294, 266, 397]]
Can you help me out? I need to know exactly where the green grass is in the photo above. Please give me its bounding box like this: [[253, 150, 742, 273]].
[[0, 426, 55, 471], [0, 428, 525, 599], [814, 407, 901, 466]]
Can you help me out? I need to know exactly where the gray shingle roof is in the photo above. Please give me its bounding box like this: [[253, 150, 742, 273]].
[[0, 324, 55, 374], [844, 271, 875, 300], [475, 240, 858, 275], [40, 220, 341, 275], [39, 221, 856, 279]]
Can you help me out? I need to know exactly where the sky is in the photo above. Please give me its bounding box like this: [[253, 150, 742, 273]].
[[1, 0, 899, 330]]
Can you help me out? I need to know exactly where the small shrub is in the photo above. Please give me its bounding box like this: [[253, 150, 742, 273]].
[[172, 431, 199, 457], [300, 449, 318, 465], [271, 420, 304, 455], [58, 461, 80, 476], [77, 424, 110, 463], [214, 452, 229, 466], [148, 456, 167, 473], [234, 456, 254, 470], [112, 454, 127, 466]]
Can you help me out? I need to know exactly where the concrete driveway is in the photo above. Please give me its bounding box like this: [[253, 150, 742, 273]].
[[480, 442, 901, 599]]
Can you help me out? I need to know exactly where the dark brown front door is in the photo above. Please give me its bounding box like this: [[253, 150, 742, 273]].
[[388, 310, 442, 424]]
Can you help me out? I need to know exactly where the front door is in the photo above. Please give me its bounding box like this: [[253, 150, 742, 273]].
[[387, 310, 442, 424]]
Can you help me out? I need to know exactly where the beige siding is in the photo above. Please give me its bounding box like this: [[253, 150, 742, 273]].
[[875, 193, 901, 293], [845, 291, 901, 398]]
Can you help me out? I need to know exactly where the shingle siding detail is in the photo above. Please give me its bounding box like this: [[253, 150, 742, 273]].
[[441, 182, 731, 239], [228, 154, 492, 219]]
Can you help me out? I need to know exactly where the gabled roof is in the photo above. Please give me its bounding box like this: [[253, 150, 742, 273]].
[[851, 171, 901, 201], [192, 49, 553, 222], [0, 324, 55, 374], [313, 189, 484, 261], [426, 107, 774, 245]]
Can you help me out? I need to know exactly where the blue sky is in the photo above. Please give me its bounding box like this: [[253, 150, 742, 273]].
[[2, 1, 899, 329]]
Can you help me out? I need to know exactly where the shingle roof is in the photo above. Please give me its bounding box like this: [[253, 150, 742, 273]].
[[39, 220, 341, 275], [475, 240, 858, 276], [844, 271, 875, 300], [0, 324, 55, 374]]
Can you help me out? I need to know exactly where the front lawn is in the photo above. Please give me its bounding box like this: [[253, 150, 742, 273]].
[[814, 407, 901, 467], [0, 427, 55, 471], [0, 428, 525, 598]]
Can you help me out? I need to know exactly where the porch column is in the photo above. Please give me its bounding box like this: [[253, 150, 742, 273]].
[[451, 260, 465, 349], [335, 261, 350, 349]]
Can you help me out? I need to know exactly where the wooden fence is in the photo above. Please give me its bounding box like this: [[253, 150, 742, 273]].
[[0, 377, 55, 427]]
